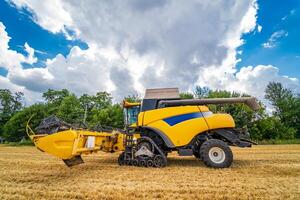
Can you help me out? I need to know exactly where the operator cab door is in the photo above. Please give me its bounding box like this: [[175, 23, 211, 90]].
[[123, 101, 141, 127]]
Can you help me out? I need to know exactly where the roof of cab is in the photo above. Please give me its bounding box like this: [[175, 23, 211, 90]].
[[144, 88, 179, 99]]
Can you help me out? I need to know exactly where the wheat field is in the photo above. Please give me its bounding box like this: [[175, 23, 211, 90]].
[[0, 145, 299, 200]]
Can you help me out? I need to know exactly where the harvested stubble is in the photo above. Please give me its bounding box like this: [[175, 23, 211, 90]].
[[0, 145, 300, 200]]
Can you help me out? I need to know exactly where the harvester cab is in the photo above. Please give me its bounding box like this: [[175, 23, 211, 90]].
[[122, 101, 141, 127], [27, 87, 259, 168]]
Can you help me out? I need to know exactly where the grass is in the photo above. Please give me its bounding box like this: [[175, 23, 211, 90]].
[[3, 139, 34, 146], [256, 139, 300, 145], [0, 145, 299, 200]]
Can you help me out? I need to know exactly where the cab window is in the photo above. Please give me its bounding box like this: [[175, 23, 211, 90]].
[[124, 106, 140, 126]]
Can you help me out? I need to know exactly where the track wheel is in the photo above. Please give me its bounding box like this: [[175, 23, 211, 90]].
[[118, 152, 125, 165], [146, 159, 154, 167], [125, 160, 132, 165], [200, 139, 233, 168], [139, 159, 146, 167], [153, 155, 167, 168], [132, 159, 139, 166]]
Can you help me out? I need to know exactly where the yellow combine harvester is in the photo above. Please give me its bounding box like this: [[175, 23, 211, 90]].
[[27, 88, 259, 168]]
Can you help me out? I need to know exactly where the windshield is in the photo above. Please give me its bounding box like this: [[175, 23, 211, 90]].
[[124, 106, 140, 126]]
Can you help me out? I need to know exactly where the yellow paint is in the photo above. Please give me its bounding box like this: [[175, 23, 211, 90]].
[[205, 113, 235, 130], [123, 100, 141, 108], [31, 129, 125, 160], [141, 106, 204, 125], [28, 104, 235, 161], [33, 130, 77, 159], [138, 112, 144, 125], [137, 105, 235, 146], [147, 117, 209, 146]]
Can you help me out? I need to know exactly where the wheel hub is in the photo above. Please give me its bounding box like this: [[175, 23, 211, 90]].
[[208, 147, 225, 164]]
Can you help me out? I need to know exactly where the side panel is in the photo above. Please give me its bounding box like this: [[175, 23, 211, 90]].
[[34, 130, 78, 159], [142, 106, 210, 147], [33, 130, 125, 160], [143, 106, 206, 125], [204, 114, 235, 130], [137, 112, 145, 126]]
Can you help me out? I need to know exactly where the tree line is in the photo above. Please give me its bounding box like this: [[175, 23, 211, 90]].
[[0, 82, 299, 142]]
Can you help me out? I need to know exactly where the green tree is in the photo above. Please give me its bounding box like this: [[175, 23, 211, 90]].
[[43, 89, 70, 105], [265, 82, 300, 137], [179, 92, 194, 99], [79, 94, 96, 123], [79, 92, 113, 123], [57, 95, 85, 124], [124, 94, 141, 103], [0, 89, 24, 136], [93, 92, 112, 109], [193, 87, 295, 140], [90, 104, 124, 128], [249, 116, 296, 141], [3, 104, 47, 142], [194, 86, 210, 98], [42, 89, 71, 114]]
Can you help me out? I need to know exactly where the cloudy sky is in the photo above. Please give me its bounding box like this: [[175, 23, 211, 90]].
[[0, 0, 299, 104]]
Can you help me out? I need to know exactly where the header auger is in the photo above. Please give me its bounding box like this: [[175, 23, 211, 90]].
[[27, 88, 259, 168]]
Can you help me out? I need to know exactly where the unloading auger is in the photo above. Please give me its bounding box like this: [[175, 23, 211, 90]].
[[27, 88, 259, 168]]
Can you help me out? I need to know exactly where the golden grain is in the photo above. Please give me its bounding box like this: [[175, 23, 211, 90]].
[[0, 145, 299, 200]]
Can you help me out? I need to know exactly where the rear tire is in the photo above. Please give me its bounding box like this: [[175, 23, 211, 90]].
[[200, 139, 233, 168]]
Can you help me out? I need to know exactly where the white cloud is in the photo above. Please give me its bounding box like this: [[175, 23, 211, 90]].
[[9, 0, 74, 34], [257, 25, 262, 32], [0, 22, 37, 69], [0, 22, 25, 69], [197, 64, 299, 108], [1, 0, 299, 105], [0, 74, 42, 105], [24, 42, 37, 64], [234, 65, 299, 98], [262, 30, 288, 48]]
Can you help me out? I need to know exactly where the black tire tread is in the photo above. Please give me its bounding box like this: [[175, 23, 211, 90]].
[[200, 139, 233, 168]]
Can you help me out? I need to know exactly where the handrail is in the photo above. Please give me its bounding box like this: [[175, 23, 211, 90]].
[[26, 115, 36, 139]]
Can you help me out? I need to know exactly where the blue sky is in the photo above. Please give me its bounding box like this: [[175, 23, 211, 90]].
[[1, 0, 299, 78], [0, 0, 87, 73], [0, 0, 299, 102], [238, 0, 300, 78]]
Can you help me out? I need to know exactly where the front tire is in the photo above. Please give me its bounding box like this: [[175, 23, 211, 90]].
[[200, 139, 233, 168]]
